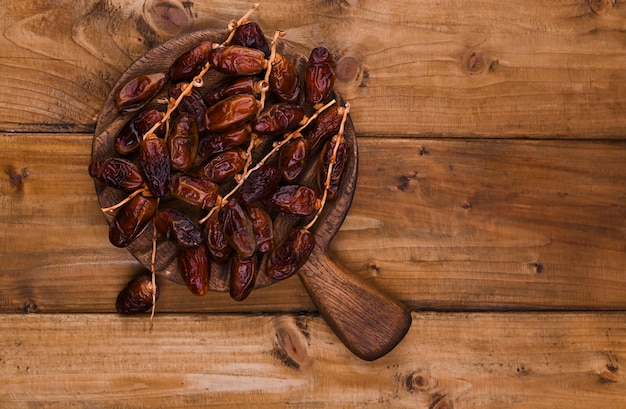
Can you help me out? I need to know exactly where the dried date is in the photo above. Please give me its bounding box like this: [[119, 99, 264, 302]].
[[154, 208, 203, 249], [266, 228, 315, 282], [269, 53, 300, 103], [278, 137, 309, 183], [109, 194, 158, 248], [178, 245, 210, 296], [115, 72, 167, 112], [168, 40, 214, 82], [231, 22, 271, 56], [204, 210, 232, 263], [89, 157, 144, 191], [202, 148, 247, 183], [222, 198, 257, 259], [168, 113, 199, 172], [251, 102, 304, 136], [140, 136, 170, 197], [114, 109, 164, 155], [229, 253, 258, 301], [208, 45, 267, 76], [197, 126, 251, 160], [266, 184, 319, 216], [304, 47, 336, 105], [204, 94, 259, 132], [169, 173, 219, 210], [318, 137, 348, 201], [116, 274, 159, 315], [247, 203, 273, 253], [238, 165, 282, 205]]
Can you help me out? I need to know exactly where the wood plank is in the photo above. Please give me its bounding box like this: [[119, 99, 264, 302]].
[[1, 133, 625, 313], [0, 312, 624, 408], [1, 0, 625, 137]]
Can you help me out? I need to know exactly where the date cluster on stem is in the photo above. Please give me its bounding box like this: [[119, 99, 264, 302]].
[[90, 6, 350, 316]]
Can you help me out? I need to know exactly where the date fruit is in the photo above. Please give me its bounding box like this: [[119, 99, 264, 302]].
[[116, 274, 159, 315], [89, 157, 144, 191], [267, 184, 319, 216], [168, 40, 213, 82], [266, 228, 316, 281], [304, 47, 336, 105], [229, 253, 257, 301], [115, 72, 167, 112], [154, 208, 203, 249], [178, 245, 210, 296], [109, 194, 158, 248]]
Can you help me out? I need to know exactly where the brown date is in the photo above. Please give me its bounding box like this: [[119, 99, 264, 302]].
[[89, 157, 144, 191], [116, 274, 159, 315], [237, 165, 282, 205], [304, 47, 336, 105], [251, 102, 304, 136], [266, 184, 319, 216], [205, 210, 232, 263], [115, 72, 168, 112], [204, 76, 263, 106], [202, 148, 247, 183], [229, 253, 258, 301], [109, 194, 158, 248], [169, 173, 219, 210], [140, 136, 170, 197], [170, 83, 208, 133], [204, 94, 259, 133], [168, 40, 213, 82], [247, 203, 273, 253], [318, 137, 348, 201], [222, 198, 257, 259], [178, 245, 210, 296], [269, 53, 301, 103], [278, 137, 309, 182], [266, 228, 316, 282], [154, 208, 203, 249], [197, 126, 251, 160], [302, 105, 343, 152], [231, 22, 271, 57], [114, 109, 165, 155], [208, 45, 267, 76], [168, 113, 199, 172]]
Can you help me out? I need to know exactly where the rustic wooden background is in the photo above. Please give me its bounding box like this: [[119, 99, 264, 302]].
[[1, 0, 625, 407]]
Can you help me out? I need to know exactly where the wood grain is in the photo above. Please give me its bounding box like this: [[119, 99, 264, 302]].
[[0, 0, 624, 136], [2, 133, 624, 313], [0, 312, 624, 408]]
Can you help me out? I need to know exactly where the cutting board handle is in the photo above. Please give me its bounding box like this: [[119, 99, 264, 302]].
[[298, 246, 412, 361]]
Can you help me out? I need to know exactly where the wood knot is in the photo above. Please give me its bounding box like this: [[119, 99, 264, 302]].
[[5, 166, 29, 192], [143, 0, 191, 36], [406, 370, 435, 392], [463, 51, 488, 75], [336, 55, 362, 84], [589, 0, 615, 14], [270, 316, 311, 370]]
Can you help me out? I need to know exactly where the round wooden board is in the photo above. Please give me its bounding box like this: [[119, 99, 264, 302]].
[[92, 28, 357, 293]]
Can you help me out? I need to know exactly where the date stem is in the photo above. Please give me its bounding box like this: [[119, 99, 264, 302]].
[[149, 200, 159, 333], [258, 30, 284, 111], [101, 187, 150, 213], [304, 102, 350, 231]]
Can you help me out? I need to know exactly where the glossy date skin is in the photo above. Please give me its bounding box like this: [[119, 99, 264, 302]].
[[229, 253, 257, 301], [170, 83, 208, 133], [208, 45, 267, 76], [204, 94, 259, 132], [304, 47, 336, 105], [168, 40, 214, 82], [115, 72, 168, 112], [177, 245, 210, 296], [318, 138, 348, 201], [154, 208, 203, 249], [266, 228, 316, 282], [267, 184, 319, 216], [109, 194, 158, 248], [238, 165, 282, 205], [89, 157, 144, 191], [197, 126, 251, 160], [168, 113, 199, 172], [202, 148, 247, 183], [222, 198, 257, 259], [140, 136, 170, 197], [269, 53, 300, 103], [204, 76, 262, 106], [231, 22, 271, 56], [114, 109, 165, 155], [251, 102, 304, 136], [302, 105, 343, 152], [205, 210, 232, 264], [278, 137, 309, 183], [247, 203, 273, 253], [116, 274, 159, 315], [169, 173, 219, 210]]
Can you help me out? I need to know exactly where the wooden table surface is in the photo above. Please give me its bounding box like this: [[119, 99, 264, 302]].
[[1, 0, 625, 407]]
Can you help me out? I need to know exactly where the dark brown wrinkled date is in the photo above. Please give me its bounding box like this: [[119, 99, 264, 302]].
[[115, 72, 168, 112], [267, 228, 316, 282], [109, 194, 158, 248], [89, 158, 144, 191], [116, 274, 159, 315]]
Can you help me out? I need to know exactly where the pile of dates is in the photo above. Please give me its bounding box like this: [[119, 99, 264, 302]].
[[89, 16, 350, 315]]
